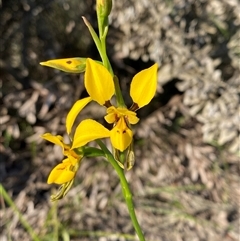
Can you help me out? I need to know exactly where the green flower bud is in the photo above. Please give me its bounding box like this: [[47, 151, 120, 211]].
[[97, 0, 112, 17]]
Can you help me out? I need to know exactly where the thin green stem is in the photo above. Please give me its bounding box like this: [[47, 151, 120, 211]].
[[97, 11, 104, 40], [96, 140, 145, 241], [100, 43, 111, 71], [0, 184, 40, 241], [100, 33, 113, 74], [113, 75, 126, 107]]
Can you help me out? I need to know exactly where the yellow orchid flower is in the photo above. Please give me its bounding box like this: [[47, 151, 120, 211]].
[[47, 156, 80, 185], [42, 98, 110, 200], [41, 132, 81, 185], [69, 58, 158, 154]]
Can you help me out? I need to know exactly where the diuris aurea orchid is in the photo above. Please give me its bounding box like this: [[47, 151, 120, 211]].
[[71, 58, 158, 161], [41, 99, 110, 200]]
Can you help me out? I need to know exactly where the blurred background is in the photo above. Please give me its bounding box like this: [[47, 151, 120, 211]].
[[1, 0, 239, 240]]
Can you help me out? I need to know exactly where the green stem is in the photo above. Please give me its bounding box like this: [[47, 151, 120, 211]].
[[97, 11, 104, 40], [100, 26, 113, 74], [113, 75, 126, 107], [96, 140, 145, 241], [0, 184, 40, 241]]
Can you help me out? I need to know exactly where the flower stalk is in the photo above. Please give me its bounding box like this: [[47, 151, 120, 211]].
[[97, 140, 145, 241]]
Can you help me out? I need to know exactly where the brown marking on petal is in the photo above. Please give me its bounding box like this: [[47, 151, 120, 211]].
[[69, 165, 76, 172], [115, 114, 120, 122], [129, 102, 139, 112], [66, 60, 72, 64], [104, 100, 112, 108], [124, 116, 131, 127]]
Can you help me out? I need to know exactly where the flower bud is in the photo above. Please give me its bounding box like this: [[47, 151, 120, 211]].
[[40, 58, 87, 73], [97, 0, 112, 17]]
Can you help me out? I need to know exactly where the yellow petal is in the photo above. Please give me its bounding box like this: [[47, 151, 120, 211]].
[[66, 97, 92, 135], [110, 117, 133, 152], [85, 58, 114, 105], [130, 63, 158, 109], [71, 119, 110, 149], [47, 158, 76, 184], [104, 106, 117, 123], [124, 109, 139, 124], [40, 58, 87, 73], [41, 133, 65, 149]]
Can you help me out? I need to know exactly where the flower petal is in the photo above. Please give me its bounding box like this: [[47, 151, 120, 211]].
[[40, 58, 87, 73], [66, 97, 92, 135], [47, 158, 76, 184], [71, 119, 110, 149], [41, 133, 65, 149], [130, 63, 158, 109], [104, 106, 117, 123], [85, 58, 114, 105], [124, 109, 139, 124], [110, 117, 133, 152]]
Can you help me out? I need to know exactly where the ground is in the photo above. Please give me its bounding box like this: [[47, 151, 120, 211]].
[[1, 0, 239, 240]]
